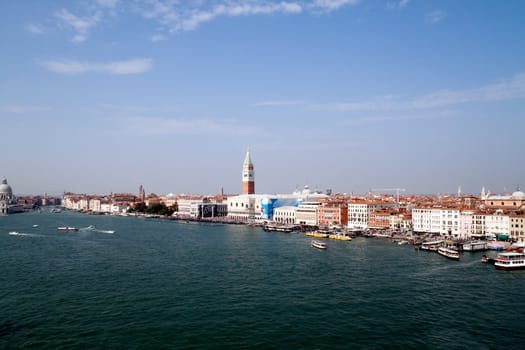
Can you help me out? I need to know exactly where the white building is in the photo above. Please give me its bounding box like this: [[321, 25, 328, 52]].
[[176, 198, 205, 217], [273, 206, 297, 224], [0, 178, 23, 215], [412, 207, 461, 237], [485, 211, 510, 238], [295, 201, 323, 226], [347, 200, 397, 229]]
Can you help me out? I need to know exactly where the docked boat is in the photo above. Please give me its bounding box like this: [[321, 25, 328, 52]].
[[437, 247, 460, 260], [57, 226, 78, 232], [494, 252, 525, 270], [419, 240, 444, 251], [328, 233, 352, 241], [306, 232, 329, 238], [311, 240, 327, 249], [462, 241, 487, 251]]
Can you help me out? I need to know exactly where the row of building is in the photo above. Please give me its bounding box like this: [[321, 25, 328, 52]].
[[8, 150, 525, 243], [59, 186, 525, 243]]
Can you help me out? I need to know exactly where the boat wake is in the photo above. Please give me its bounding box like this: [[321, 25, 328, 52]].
[[8, 231, 39, 237], [79, 226, 115, 234]]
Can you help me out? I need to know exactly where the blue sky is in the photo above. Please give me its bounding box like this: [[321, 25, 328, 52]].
[[1, 0, 524, 196]]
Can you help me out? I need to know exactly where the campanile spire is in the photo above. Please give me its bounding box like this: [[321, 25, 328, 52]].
[[242, 149, 255, 194]]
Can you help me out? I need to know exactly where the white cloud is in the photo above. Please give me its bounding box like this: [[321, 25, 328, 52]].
[[309, 73, 525, 112], [55, 9, 101, 42], [26, 24, 44, 35], [51, 0, 359, 41], [311, 0, 359, 12], [172, 2, 303, 32], [135, 0, 357, 33], [426, 10, 446, 24], [40, 58, 153, 75]]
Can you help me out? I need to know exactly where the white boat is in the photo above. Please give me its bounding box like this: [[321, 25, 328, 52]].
[[57, 226, 78, 232], [420, 240, 444, 251], [8, 231, 20, 235], [32, 224, 39, 228], [311, 240, 327, 249], [494, 252, 525, 270], [462, 241, 487, 251], [437, 247, 460, 260]]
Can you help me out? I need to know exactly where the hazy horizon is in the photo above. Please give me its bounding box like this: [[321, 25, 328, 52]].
[[2, 0, 524, 197]]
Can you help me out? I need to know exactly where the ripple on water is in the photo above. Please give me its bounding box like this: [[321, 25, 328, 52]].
[[1, 213, 525, 349]]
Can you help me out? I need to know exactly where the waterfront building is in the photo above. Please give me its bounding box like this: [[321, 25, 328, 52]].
[[197, 202, 228, 219], [459, 210, 488, 239], [0, 178, 23, 215], [509, 213, 525, 243], [295, 201, 323, 226], [273, 206, 297, 224], [318, 201, 348, 228], [242, 150, 255, 195], [176, 197, 205, 217], [485, 210, 510, 239], [368, 209, 395, 230], [412, 206, 461, 237], [62, 193, 88, 211], [89, 196, 104, 213], [227, 191, 327, 223], [347, 199, 397, 230]]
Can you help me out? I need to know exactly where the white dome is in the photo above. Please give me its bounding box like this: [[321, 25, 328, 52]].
[[0, 178, 12, 195], [512, 190, 525, 200]]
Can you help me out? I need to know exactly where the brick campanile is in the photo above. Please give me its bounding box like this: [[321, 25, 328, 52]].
[[242, 150, 255, 194]]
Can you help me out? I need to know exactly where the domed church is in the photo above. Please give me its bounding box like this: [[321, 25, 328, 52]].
[[0, 178, 22, 215]]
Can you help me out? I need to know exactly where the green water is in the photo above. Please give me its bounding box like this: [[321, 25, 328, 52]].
[[1, 210, 524, 349]]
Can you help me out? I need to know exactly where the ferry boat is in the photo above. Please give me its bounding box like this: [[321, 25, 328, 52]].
[[419, 240, 444, 251], [311, 240, 327, 249], [437, 247, 460, 260], [494, 252, 525, 270]]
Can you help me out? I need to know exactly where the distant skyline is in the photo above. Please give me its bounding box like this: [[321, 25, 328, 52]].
[[1, 0, 524, 196]]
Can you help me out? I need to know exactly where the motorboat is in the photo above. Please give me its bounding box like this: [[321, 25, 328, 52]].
[[494, 252, 525, 270], [437, 247, 460, 260], [306, 232, 329, 238], [311, 240, 327, 249], [57, 226, 78, 232], [328, 233, 352, 241]]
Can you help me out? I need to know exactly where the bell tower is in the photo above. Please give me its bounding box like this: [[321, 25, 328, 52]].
[[242, 149, 255, 194]]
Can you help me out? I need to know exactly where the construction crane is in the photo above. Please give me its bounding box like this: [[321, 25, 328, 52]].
[[370, 188, 406, 204]]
